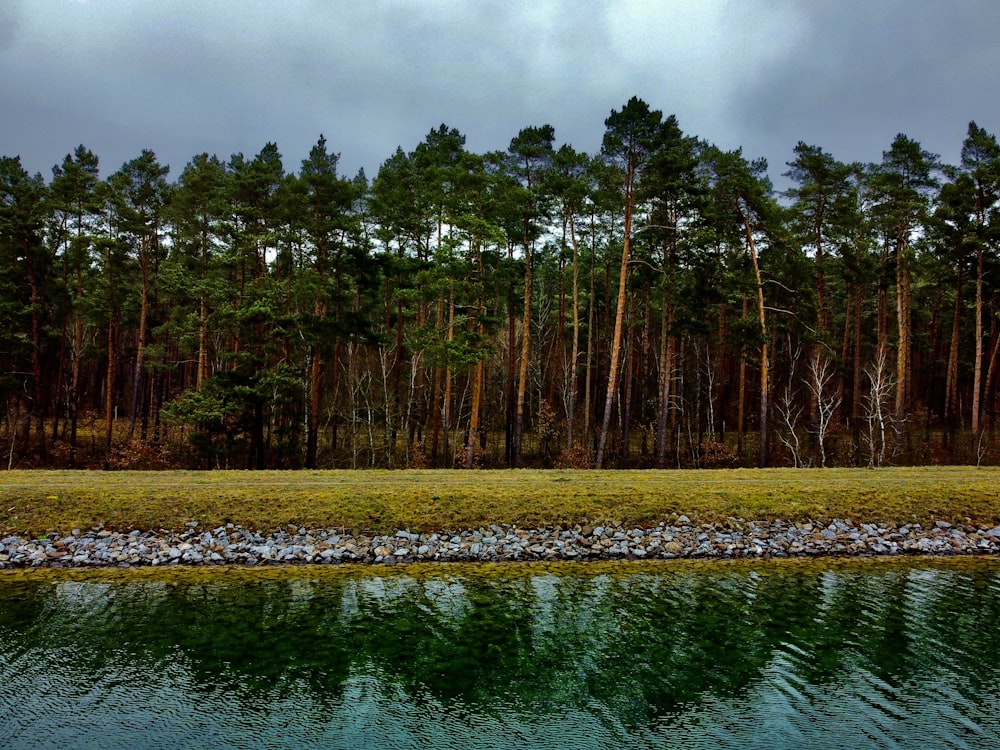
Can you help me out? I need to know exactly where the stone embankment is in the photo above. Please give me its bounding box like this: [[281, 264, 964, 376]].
[[3, 517, 1000, 569]]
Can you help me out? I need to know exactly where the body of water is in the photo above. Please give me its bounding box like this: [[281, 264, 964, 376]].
[[2, 558, 999, 749]]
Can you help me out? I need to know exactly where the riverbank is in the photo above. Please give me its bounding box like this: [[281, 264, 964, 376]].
[[3, 516, 1000, 569], [3, 467, 1000, 568], [4, 467, 1000, 537]]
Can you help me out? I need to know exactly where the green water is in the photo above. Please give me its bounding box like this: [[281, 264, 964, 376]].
[[2, 558, 999, 749]]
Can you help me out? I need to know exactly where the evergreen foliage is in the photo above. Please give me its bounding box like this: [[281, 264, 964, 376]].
[[2, 100, 999, 469]]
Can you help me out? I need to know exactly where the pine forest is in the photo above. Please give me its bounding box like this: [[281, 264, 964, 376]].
[[3, 97, 1000, 471]]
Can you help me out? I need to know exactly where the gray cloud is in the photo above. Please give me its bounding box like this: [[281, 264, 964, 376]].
[[2, 0, 998, 184], [2, 1, 25, 43], [725, 0, 1000, 173], [0, 0, 23, 51]]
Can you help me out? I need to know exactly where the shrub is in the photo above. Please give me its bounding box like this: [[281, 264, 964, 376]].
[[554, 446, 594, 469]]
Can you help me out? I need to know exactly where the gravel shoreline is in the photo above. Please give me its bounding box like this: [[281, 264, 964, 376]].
[[3, 517, 1000, 569]]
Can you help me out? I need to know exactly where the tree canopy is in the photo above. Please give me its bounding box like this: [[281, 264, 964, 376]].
[[2, 98, 999, 470]]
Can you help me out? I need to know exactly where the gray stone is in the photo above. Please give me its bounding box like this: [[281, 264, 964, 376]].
[[0, 515, 995, 569]]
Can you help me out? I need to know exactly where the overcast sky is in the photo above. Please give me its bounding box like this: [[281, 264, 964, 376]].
[[3, 0, 1000, 186]]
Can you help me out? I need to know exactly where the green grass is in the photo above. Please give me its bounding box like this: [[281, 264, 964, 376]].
[[2, 467, 1000, 536]]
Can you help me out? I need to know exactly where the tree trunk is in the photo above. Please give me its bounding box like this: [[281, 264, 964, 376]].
[[197, 227, 211, 391], [197, 292, 210, 390], [128, 251, 150, 442], [69, 264, 84, 467], [465, 332, 484, 470], [839, 288, 852, 423], [103, 318, 115, 468], [554, 223, 567, 410], [443, 282, 455, 467], [982, 308, 1000, 442], [894, 234, 911, 424], [944, 263, 963, 432], [655, 300, 676, 468], [582, 215, 597, 451], [408, 290, 428, 457], [25, 247, 46, 460], [737, 295, 748, 459], [740, 210, 769, 468], [815, 221, 830, 335], [596, 187, 634, 468], [566, 210, 581, 451], [973, 245, 985, 453], [429, 295, 444, 465], [877, 238, 890, 367], [513, 243, 532, 467], [621, 301, 634, 468], [505, 243, 516, 465], [852, 284, 863, 463]]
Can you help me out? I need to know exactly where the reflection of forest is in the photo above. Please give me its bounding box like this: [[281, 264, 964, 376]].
[[2, 561, 1000, 740]]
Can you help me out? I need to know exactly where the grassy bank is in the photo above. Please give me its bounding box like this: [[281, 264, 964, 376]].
[[2, 467, 1000, 537]]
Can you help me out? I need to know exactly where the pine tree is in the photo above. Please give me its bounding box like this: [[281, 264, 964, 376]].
[[596, 97, 664, 468], [108, 150, 171, 443], [0, 157, 49, 460], [48, 146, 101, 464]]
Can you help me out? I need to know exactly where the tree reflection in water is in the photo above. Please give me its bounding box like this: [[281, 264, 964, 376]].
[[1, 559, 999, 748]]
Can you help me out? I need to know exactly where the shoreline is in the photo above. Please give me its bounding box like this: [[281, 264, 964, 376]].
[[4, 517, 1000, 569]]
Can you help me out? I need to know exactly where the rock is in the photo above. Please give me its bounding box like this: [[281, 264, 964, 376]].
[[1, 515, 996, 569]]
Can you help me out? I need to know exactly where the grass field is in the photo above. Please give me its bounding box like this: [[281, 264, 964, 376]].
[[2, 467, 1000, 536]]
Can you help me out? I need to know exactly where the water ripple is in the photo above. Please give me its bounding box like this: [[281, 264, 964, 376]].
[[2, 560, 1000, 749]]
